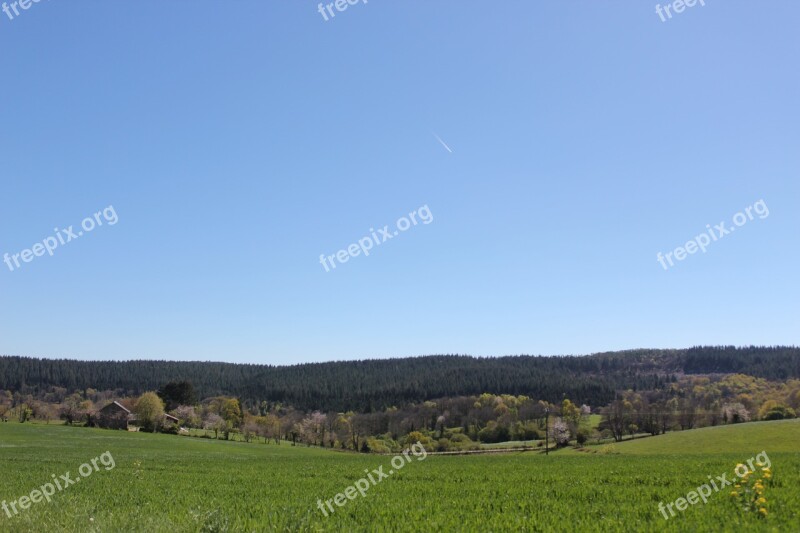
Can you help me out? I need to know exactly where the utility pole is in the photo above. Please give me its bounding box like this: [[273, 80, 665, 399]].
[[544, 407, 549, 456]]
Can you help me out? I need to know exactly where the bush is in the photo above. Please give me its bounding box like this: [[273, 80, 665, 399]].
[[366, 438, 391, 454], [478, 422, 511, 443], [758, 401, 796, 421], [763, 406, 796, 420], [599, 444, 617, 455], [380, 437, 402, 453], [444, 433, 477, 451], [511, 421, 540, 441], [404, 431, 432, 448]]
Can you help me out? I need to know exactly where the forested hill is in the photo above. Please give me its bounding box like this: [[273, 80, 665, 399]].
[[1, 346, 797, 412]]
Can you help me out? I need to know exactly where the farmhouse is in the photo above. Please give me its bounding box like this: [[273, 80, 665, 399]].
[[97, 401, 135, 430], [96, 401, 180, 431]]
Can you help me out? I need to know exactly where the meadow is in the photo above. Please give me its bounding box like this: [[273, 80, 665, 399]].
[[0, 420, 798, 532]]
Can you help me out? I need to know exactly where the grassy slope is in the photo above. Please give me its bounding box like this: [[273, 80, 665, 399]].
[[558, 419, 800, 456], [611, 419, 800, 455], [1, 421, 798, 532]]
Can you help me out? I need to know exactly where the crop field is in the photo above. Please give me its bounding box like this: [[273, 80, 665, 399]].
[[0, 421, 798, 532]]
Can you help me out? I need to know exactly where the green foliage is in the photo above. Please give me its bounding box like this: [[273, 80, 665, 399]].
[[759, 400, 796, 421], [219, 398, 242, 425], [561, 399, 581, 426], [59, 393, 90, 425], [403, 431, 430, 448], [134, 392, 165, 432], [156, 381, 196, 411], [2, 346, 798, 412], [477, 421, 511, 443], [446, 432, 477, 450], [365, 437, 391, 454], [17, 405, 32, 423]]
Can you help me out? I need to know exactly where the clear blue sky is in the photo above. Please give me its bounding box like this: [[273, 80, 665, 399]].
[[1, 1, 798, 364]]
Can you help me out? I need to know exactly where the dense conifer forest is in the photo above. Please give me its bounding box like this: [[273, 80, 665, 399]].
[[1, 346, 797, 412]]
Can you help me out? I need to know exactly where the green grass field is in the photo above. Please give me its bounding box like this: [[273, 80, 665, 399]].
[[1, 420, 798, 532]]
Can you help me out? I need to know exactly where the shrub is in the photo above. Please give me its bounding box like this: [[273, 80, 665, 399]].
[[366, 438, 391, 454], [512, 421, 540, 441], [763, 406, 796, 420], [477, 422, 511, 443], [599, 444, 617, 455], [404, 431, 432, 448], [759, 400, 796, 421]]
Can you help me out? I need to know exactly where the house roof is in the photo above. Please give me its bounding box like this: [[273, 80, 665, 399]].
[[101, 401, 131, 414]]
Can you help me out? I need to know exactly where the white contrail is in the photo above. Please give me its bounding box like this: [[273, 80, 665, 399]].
[[433, 133, 453, 153]]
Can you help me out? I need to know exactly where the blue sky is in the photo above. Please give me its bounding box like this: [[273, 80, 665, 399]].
[[1, 1, 797, 364]]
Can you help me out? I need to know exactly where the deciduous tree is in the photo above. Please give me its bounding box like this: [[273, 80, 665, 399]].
[[135, 392, 165, 432]]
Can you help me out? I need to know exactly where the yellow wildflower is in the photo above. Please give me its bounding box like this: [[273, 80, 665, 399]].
[[759, 508, 768, 516]]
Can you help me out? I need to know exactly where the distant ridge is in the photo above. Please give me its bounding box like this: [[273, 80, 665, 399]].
[[1, 346, 797, 412]]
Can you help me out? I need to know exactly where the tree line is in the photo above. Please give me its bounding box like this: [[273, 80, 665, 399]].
[[1, 346, 797, 413], [2, 373, 797, 452]]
